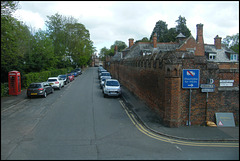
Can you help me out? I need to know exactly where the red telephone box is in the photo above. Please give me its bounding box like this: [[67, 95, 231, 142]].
[[8, 71, 21, 95]]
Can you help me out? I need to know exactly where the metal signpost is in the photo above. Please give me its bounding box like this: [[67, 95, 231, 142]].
[[182, 69, 200, 126], [200, 83, 215, 124]]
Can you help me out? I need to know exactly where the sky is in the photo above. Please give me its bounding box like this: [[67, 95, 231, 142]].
[[13, 1, 239, 54]]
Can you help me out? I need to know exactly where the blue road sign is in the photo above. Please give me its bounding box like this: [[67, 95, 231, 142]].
[[182, 69, 200, 89]]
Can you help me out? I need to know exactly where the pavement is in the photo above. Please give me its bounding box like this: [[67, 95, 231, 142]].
[[120, 86, 239, 142], [1, 85, 239, 142]]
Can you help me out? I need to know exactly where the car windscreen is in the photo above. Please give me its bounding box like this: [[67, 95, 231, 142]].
[[106, 81, 119, 86], [59, 75, 66, 78], [101, 73, 110, 76], [48, 79, 57, 82], [29, 84, 42, 88]]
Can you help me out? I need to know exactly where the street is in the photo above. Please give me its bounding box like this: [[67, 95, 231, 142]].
[[1, 67, 239, 160]]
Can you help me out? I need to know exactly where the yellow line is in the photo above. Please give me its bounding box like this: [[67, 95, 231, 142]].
[[119, 100, 239, 148]]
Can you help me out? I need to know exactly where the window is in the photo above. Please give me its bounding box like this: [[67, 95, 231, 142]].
[[230, 54, 238, 61], [209, 53, 216, 60]]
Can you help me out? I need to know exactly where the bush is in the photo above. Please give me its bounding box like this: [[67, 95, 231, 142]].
[[22, 67, 73, 89], [1, 83, 9, 97]]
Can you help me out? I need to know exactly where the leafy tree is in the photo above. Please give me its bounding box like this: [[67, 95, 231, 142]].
[[110, 40, 127, 52], [222, 33, 239, 54], [135, 37, 150, 43], [149, 16, 191, 43], [175, 15, 191, 38], [1, 1, 19, 16], [1, 15, 32, 82], [99, 47, 110, 60], [45, 13, 68, 68], [166, 27, 178, 42], [150, 20, 168, 42], [24, 29, 56, 72]]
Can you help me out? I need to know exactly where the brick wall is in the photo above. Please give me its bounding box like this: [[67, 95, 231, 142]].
[[105, 52, 239, 127]]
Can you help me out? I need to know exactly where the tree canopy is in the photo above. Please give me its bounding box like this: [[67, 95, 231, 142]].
[[149, 15, 191, 42], [1, 2, 95, 83], [222, 33, 239, 54]]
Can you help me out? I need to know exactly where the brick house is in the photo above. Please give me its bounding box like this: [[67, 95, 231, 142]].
[[104, 24, 239, 127]]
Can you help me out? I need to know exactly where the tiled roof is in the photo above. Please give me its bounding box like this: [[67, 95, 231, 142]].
[[204, 44, 238, 62]]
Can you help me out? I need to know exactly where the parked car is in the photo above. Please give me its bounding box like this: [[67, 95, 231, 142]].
[[71, 71, 78, 77], [102, 79, 122, 98], [27, 82, 54, 98], [58, 74, 70, 85], [100, 77, 107, 89], [67, 73, 74, 82], [98, 69, 107, 79], [100, 72, 111, 80], [75, 68, 82, 75], [47, 77, 64, 90]]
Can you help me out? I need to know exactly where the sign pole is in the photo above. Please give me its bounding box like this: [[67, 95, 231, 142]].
[[205, 92, 208, 125], [188, 89, 192, 126]]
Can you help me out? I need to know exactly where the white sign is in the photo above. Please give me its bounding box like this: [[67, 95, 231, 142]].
[[220, 80, 234, 87], [220, 83, 233, 86], [220, 80, 234, 83]]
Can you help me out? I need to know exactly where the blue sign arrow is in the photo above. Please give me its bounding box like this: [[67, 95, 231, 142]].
[[182, 69, 200, 89]]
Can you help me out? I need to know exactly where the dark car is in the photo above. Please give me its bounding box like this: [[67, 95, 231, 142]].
[[27, 82, 54, 98], [71, 70, 78, 77], [75, 68, 82, 75], [58, 74, 70, 85]]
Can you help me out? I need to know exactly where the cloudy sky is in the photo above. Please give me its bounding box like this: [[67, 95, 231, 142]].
[[13, 1, 239, 54]]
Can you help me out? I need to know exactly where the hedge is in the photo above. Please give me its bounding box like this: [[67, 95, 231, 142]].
[[1, 67, 73, 97]]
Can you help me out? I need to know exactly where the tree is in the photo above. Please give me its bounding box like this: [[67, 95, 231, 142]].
[[135, 37, 150, 43], [150, 20, 168, 42], [110, 40, 127, 52], [1, 1, 19, 16], [222, 33, 239, 54], [1, 14, 32, 82], [175, 15, 191, 38], [24, 29, 56, 72], [166, 27, 178, 42]]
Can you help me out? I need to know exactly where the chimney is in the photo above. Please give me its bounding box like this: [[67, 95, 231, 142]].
[[195, 23, 205, 56], [153, 33, 157, 48], [214, 35, 222, 49], [114, 45, 118, 55], [129, 38, 134, 48]]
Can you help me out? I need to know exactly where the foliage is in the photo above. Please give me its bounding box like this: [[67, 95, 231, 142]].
[[1, 4, 95, 84], [22, 67, 73, 89], [222, 33, 239, 54], [175, 15, 191, 38], [1, 1, 19, 16], [135, 37, 150, 43], [150, 20, 168, 42], [99, 41, 127, 60], [110, 40, 127, 52], [149, 15, 191, 42]]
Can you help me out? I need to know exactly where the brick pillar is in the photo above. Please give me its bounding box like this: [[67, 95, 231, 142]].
[[195, 24, 205, 56], [164, 77, 181, 127]]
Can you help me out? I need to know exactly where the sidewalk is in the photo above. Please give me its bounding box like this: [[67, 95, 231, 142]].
[[120, 86, 239, 141]]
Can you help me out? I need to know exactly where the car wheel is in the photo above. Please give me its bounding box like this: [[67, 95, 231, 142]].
[[59, 85, 61, 90], [104, 94, 107, 98], [51, 88, 54, 93], [43, 91, 47, 98]]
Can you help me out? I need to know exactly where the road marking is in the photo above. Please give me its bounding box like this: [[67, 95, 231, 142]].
[[119, 100, 239, 148]]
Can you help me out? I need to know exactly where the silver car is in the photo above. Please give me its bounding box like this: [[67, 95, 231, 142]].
[[102, 79, 121, 98]]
